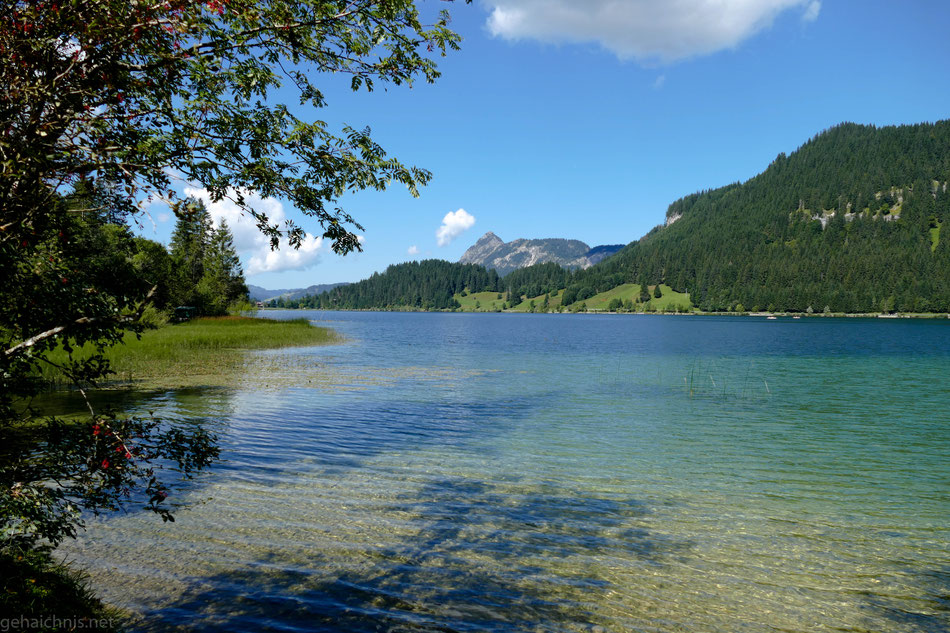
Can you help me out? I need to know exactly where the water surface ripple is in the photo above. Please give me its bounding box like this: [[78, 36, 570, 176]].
[[62, 313, 950, 632]]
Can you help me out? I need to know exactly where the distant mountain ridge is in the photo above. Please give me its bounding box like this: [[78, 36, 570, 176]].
[[459, 232, 623, 276], [248, 282, 348, 302]]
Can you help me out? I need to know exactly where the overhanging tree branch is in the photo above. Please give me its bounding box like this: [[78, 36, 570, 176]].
[[3, 285, 157, 361]]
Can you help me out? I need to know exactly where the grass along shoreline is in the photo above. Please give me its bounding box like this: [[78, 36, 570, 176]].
[[41, 316, 339, 391], [1, 546, 126, 631]]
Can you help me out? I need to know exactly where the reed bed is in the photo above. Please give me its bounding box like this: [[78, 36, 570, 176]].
[[39, 317, 338, 389]]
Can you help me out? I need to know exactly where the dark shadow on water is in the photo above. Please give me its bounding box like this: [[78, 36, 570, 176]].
[[860, 565, 950, 633], [135, 477, 690, 633]]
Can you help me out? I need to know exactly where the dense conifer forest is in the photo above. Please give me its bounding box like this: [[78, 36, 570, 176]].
[[276, 121, 950, 314], [288, 260, 497, 310], [273, 260, 574, 310]]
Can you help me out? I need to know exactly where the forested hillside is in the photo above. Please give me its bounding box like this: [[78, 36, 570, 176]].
[[285, 260, 498, 310], [269, 260, 574, 310], [568, 121, 950, 313]]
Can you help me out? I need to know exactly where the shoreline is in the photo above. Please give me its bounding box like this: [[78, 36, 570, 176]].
[[39, 316, 340, 393], [260, 307, 950, 320]]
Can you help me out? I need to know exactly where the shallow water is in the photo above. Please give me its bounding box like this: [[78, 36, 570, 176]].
[[61, 312, 950, 632]]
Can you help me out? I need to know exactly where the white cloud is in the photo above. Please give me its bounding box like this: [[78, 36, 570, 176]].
[[157, 212, 171, 223], [802, 1, 821, 22], [408, 245, 420, 255], [436, 208, 476, 247], [653, 74, 666, 89], [485, 0, 821, 63], [182, 187, 327, 276]]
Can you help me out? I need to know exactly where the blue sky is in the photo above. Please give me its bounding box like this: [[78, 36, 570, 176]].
[[136, 0, 950, 289]]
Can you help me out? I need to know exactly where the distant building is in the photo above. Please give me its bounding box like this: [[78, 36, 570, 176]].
[[173, 306, 197, 322]]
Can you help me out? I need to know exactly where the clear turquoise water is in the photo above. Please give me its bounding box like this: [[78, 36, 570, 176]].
[[61, 312, 950, 632]]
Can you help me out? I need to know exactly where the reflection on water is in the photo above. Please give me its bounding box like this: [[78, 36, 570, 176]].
[[59, 313, 950, 632]]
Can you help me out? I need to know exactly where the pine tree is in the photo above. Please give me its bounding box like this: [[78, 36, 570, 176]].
[[168, 198, 213, 307], [198, 219, 248, 315]]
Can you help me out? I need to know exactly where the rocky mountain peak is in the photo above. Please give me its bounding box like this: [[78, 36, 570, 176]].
[[459, 232, 505, 266], [476, 232, 503, 246], [459, 232, 623, 276]]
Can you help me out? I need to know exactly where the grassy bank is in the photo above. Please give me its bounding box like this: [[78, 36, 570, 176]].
[[0, 547, 124, 630], [41, 316, 338, 390]]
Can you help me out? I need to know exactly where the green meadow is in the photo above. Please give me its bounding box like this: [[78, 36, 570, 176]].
[[508, 290, 565, 312], [642, 285, 693, 312], [453, 283, 693, 313], [556, 284, 692, 312], [572, 283, 642, 311], [453, 291, 507, 312]]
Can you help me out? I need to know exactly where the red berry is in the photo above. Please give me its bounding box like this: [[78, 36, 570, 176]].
[[101, 459, 109, 469]]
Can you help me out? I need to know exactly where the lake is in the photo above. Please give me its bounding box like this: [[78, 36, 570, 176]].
[[61, 312, 950, 632]]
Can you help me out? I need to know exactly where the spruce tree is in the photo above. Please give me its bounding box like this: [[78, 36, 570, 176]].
[[198, 220, 248, 315], [168, 199, 213, 307]]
